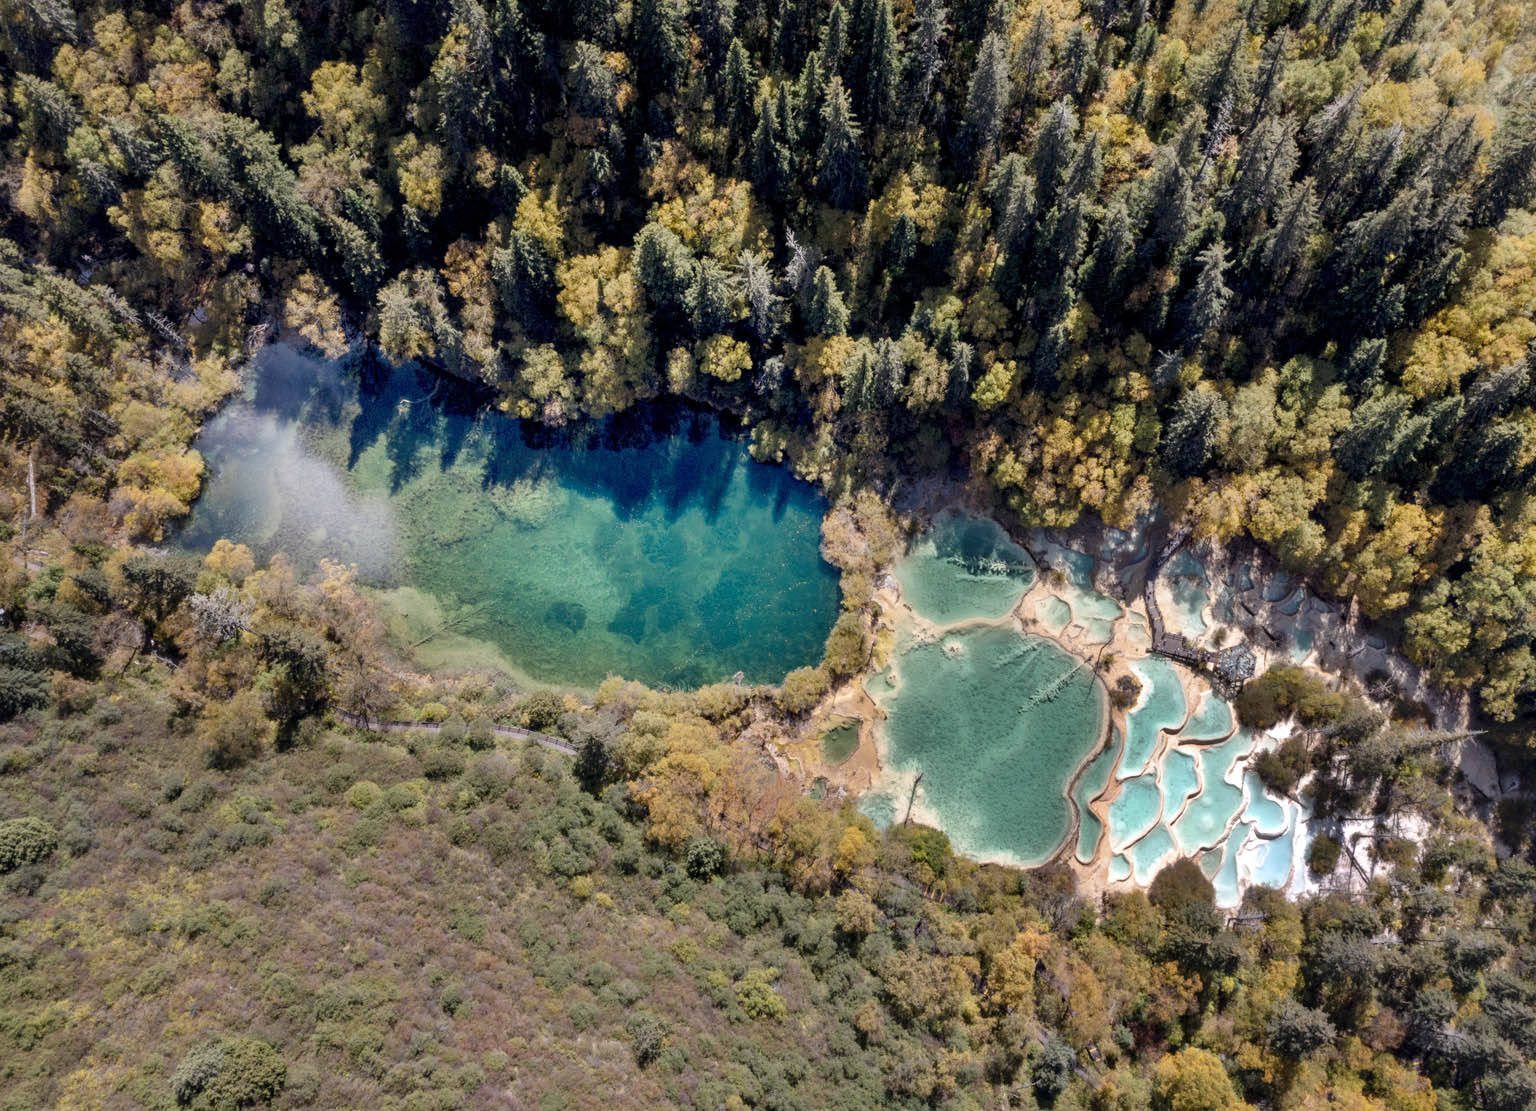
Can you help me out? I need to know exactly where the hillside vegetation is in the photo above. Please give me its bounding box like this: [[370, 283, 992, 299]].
[[2, 0, 1536, 1107]]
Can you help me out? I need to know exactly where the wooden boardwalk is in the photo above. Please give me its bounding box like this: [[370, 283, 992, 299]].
[[1142, 525, 1252, 694]]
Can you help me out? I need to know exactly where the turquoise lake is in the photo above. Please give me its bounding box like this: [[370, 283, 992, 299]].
[[180, 344, 841, 689], [867, 516, 1106, 865], [877, 626, 1107, 865]]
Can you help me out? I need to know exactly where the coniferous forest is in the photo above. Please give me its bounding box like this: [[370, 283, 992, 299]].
[[2, 0, 1536, 1107]]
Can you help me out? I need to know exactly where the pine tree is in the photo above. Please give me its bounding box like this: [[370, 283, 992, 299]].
[[849, 0, 899, 131], [903, 0, 948, 127], [960, 33, 1011, 175], [750, 96, 791, 203], [738, 250, 782, 344], [1079, 198, 1135, 310], [816, 77, 866, 209], [1031, 99, 1079, 213], [1180, 242, 1232, 348], [1018, 7, 1054, 108], [722, 38, 756, 149], [1161, 390, 1229, 476], [1474, 98, 1536, 225], [807, 266, 850, 335], [633, 0, 688, 98], [689, 258, 734, 337], [697, 0, 735, 72]]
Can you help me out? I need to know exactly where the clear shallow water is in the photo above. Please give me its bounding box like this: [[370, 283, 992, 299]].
[[894, 512, 1036, 624], [821, 718, 861, 765], [1108, 773, 1163, 852], [1130, 824, 1176, 884], [1161, 749, 1200, 818], [1213, 822, 1254, 906], [1169, 576, 1210, 636], [858, 790, 898, 829], [1119, 657, 1187, 778], [1170, 729, 1254, 854], [1243, 770, 1290, 836], [1073, 727, 1121, 863], [1247, 824, 1296, 888], [879, 625, 1104, 865], [1037, 595, 1072, 632], [1183, 691, 1234, 740], [181, 345, 840, 688]]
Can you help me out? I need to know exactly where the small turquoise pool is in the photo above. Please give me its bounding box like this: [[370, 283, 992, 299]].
[[894, 512, 1036, 624], [1119, 657, 1187, 778]]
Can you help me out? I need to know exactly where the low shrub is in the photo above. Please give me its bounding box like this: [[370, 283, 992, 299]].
[[0, 816, 57, 872]]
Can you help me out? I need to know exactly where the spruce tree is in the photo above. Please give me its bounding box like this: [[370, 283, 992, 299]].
[[1222, 118, 1299, 232], [1160, 390, 1229, 476], [816, 77, 866, 209], [750, 96, 791, 203], [1079, 198, 1135, 310], [807, 266, 850, 335], [1058, 24, 1093, 104], [850, 0, 899, 131], [1018, 7, 1053, 108], [960, 33, 1011, 175], [797, 49, 828, 152], [1475, 98, 1536, 225], [887, 213, 917, 274], [1255, 179, 1320, 293], [738, 250, 782, 344], [497, 228, 558, 340], [569, 41, 618, 120], [633, 0, 688, 98], [1179, 242, 1232, 348], [1031, 99, 1079, 212], [689, 258, 734, 337], [722, 38, 756, 149], [633, 222, 696, 334], [1334, 392, 1417, 479], [903, 0, 948, 127], [697, 0, 735, 72], [822, 1, 848, 70]]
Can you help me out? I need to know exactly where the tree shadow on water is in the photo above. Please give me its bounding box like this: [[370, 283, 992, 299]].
[[346, 350, 403, 469]]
